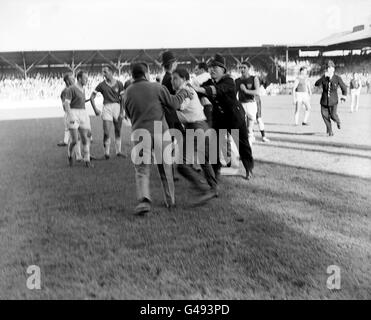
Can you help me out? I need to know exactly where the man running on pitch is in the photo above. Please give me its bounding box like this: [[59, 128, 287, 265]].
[[315, 60, 347, 137], [90, 65, 126, 159]]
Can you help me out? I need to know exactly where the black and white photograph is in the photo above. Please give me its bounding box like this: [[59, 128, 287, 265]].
[[0, 0, 370, 305]]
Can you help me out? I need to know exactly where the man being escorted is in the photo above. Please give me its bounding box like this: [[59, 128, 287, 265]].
[[315, 60, 347, 137], [191, 62, 213, 127], [90, 65, 126, 159], [172, 67, 218, 204], [63, 71, 93, 167], [124, 62, 191, 216]]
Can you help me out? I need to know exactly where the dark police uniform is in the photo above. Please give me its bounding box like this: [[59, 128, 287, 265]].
[[202, 75, 254, 177], [315, 74, 347, 135]]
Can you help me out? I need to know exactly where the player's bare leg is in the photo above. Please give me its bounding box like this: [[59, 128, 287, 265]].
[[79, 128, 92, 168], [302, 100, 311, 125], [257, 117, 269, 142], [103, 120, 112, 160], [294, 101, 300, 126], [113, 118, 126, 158], [68, 128, 79, 166]]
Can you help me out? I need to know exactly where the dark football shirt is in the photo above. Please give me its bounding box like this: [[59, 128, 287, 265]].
[[95, 80, 124, 105], [65, 85, 86, 109], [235, 76, 256, 102]]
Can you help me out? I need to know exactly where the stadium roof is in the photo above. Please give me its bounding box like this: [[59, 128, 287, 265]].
[[0, 46, 290, 76], [0, 23, 370, 77], [313, 24, 371, 50]]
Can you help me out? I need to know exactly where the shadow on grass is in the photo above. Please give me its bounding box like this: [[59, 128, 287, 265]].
[[253, 159, 371, 182], [265, 135, 371, 151], [0, 117, 369, 299], [257, 142, 371, 160]]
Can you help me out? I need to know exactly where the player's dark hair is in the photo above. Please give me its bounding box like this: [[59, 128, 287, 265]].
[[164, 61, 176, 71], [197, 62, 208, 72], [173, 67, 190, 81], [63, 72, 72, 84], [131, 62, 149, 79], [76, 70, 87, 80]]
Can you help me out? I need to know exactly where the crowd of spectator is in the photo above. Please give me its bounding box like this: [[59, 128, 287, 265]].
[[0, 62, 370, 101]]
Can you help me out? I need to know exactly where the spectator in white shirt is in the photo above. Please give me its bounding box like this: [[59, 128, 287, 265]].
[[171, 67, 218, 205], [191, 62, 213, 127]]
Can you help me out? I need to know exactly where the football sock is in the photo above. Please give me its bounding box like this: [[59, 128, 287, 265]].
[[115, 138, 122, 154]]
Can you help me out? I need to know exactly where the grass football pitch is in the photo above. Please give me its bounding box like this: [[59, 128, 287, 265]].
[[0, 95, 370, 299]]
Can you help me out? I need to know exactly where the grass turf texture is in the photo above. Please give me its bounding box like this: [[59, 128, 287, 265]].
[[0, 95, 370, 299]]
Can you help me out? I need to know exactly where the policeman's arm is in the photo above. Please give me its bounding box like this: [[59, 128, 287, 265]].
[[203, 77, 235, 99], [338, 76, 348, 96], [314, 76, 324, 87]]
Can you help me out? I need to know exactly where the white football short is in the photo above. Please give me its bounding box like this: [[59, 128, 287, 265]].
[[242, 101, 258, 121], [102, 103, 120, 122], [67, 109, 91, 130], [296, 92, 310, 105]]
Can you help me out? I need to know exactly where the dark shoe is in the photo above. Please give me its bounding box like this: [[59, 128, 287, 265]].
[[85, 161, 94, 168], [337, 122, 341, 129], [193, 190, 218, 206], [302, 122, 309, 126], [246, 170, 253, 180], [328, 132, 334, 137], [68, 156, 73, 167], [165, 202, 176, 210], [90, 154, 97, 161], [134, 200, 151, 216], [215, 170, 221, 181], [58, 142, 68, 147], [211, 187, 219, 198], [116, 152, 127, 158], [105, 154, 110, 160]]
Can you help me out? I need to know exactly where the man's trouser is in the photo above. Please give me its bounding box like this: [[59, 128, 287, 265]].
[[321, 104, 340, 134], [177, 121, 217, 191], [133, 122, 175, 206], [212, 116, 254, 176]]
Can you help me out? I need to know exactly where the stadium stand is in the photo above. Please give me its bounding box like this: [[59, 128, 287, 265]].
[[0, 22, 370, 100]]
